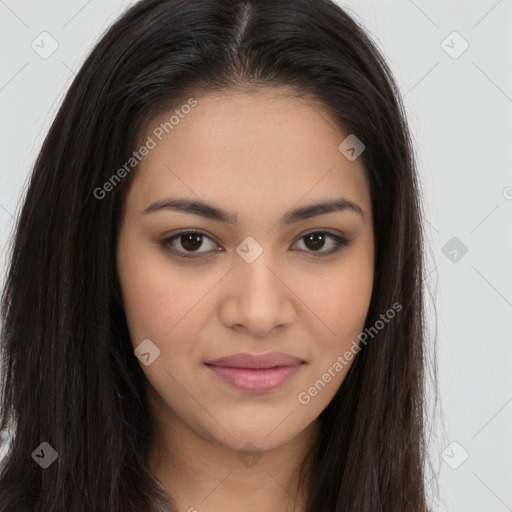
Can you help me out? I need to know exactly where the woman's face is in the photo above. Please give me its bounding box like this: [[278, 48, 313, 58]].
[[116, 88, 374, 453]]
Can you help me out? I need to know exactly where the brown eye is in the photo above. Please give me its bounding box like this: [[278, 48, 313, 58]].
[[304, 233, 328, 251], [292, 231, 351, 256], [160, 230, 351, 260], [161, 231, 220, 258], [180, 232, 204, 252]]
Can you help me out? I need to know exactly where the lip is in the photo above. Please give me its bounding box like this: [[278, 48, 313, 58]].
[[205, 351, 304, 369], [204, 352, 305, 393]]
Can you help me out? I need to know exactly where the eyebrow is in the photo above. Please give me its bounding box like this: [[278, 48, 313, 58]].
[[141, 197, 364, 224]]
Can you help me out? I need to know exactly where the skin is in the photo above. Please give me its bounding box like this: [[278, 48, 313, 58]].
[[116, 87, 374, 512]]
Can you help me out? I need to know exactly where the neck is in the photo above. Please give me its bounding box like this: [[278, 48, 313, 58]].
[[147, 390, 319, 512]]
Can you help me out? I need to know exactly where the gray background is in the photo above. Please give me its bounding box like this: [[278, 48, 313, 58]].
[[1, 1, 511, 511]]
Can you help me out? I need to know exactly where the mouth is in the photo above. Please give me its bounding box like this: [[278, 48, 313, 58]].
[[204, 352, 305, 393]]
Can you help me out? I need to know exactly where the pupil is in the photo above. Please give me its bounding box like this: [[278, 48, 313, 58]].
[[305, 233, 325, 251], [182, 233, 202, 251]]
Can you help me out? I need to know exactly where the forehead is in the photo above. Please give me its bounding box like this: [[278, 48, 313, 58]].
[[125, 88, 371, 223]]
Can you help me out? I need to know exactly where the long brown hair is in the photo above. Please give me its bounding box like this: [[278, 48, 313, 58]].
[[0, 0, 436, 510]]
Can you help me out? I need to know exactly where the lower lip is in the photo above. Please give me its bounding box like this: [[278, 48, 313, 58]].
[[205, 363, 303, 392]]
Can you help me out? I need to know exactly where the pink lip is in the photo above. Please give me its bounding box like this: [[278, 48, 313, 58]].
[[205, 364, 303, 392], [204, 352, 305, 392], [205, 351, 304, 369]]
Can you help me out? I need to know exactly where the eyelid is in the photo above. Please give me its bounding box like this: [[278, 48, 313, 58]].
[[292, 229, 351, 256], [160, 228, 351, 259], [161, 229, 220, 258]]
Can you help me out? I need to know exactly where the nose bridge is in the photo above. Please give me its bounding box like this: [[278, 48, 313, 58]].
[[222, 242, 295, 334], [234, 244, 282, 303]]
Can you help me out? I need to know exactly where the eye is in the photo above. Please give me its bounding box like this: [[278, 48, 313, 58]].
[[160, 230, 220, 259], [160, 230, 351, 259], [291, 230, 351, 257]]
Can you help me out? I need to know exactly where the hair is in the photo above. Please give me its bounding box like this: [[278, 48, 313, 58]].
[[0, 0, 437, 510]]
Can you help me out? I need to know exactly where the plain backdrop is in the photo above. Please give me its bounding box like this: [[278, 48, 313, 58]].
[[0, 1, 511, 511]]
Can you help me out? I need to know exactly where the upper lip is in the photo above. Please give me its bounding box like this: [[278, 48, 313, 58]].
[[205, 352, 305, 369]]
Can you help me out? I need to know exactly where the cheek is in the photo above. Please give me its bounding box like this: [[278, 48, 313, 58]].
[[326, 275, 373, 335], [117, 236, 207, 345], [290, 263, 373, 416], [297, 255, 374, 343], [118, 235, 374, 351]]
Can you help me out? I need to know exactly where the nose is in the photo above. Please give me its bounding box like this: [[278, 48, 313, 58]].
[[218, 251, 297, 337]]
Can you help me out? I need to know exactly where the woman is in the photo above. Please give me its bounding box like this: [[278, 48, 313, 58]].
[[0, 0, 434, 510]]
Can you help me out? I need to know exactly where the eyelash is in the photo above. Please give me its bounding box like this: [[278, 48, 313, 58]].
[[160, 229, 351, 260]]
